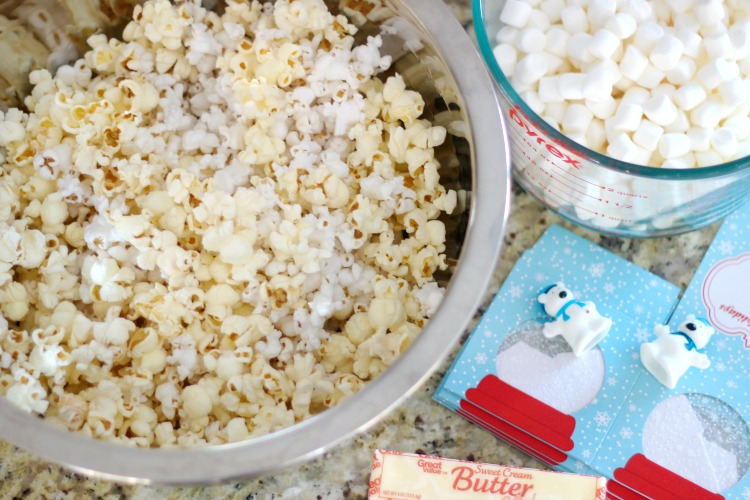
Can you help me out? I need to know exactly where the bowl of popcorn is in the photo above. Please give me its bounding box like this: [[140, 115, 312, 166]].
[[0, 0, 510, 484], [476, 0, 750, 237]]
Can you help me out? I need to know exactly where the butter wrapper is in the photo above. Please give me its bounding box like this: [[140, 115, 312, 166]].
[[368, 450, 606, 499]]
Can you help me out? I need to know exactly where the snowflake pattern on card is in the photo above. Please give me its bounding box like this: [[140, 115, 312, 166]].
[[434, 224, 682, 472]]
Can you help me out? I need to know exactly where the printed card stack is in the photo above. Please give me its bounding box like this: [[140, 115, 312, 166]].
[[435, 202, 750, 500]]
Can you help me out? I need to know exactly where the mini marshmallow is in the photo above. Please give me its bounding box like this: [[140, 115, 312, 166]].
[[586, 119, 607, 152], [517, 28, 547, 53], [544, 102, 568, 125], [558, 73, 586, 100], [650, 36, 684, 71], [520, 90, 546, 115], [729, 22, 750, 59], [567, 33, 594, 65], [620, 46, 649, 81], [539, 76, 564, 103], [632, 120, 665, 151], [528, 9, 551, 31], [694, 0, 725, 26], [676, 28, 702, 59], [605, 13, 637, 40], [514, 52, 549, 85], [496, 26, 520, 45], [635, 64, 666, 89], [539, 0, 565, 23], [717, 78, 750, 107], [674, 13, 701, 33], [586, 95, 617, 119], [664, 109, 690, 133], [545, 28, 570, 57], [704, 32, 734, 60], [562, 103, 594, 133], [607, 133, 643, 162], [665, 0, 695, 15], [500, 0, 534, 29], [659, 133, 692, 158], [643, 94, 677, 127], [697, 59, 740, 90], [633, 22, 665, 54], [492, 44, 518, 75], [666, 58, 697, 86], [611, 103, 643, 132], [560, 5, 588, 34], [724, 114, 750, 141], [690, 100, 724, 128], [711, 128, 739, 158], [687, 127, 713, 152], [587, 0, 617, 29], [673, 82, 707, 111], [583, 68, 614, 102], [589, 29, 620, 60], [695, 150, 723, 167], [621, 87, 650, 106]]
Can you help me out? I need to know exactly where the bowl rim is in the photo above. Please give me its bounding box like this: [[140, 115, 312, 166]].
[[0, 0, 511, 485], [473, 0, 750, 181]]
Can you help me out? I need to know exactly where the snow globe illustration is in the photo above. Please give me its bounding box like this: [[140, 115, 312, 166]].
[[495, 319, 605, 415], [642, 393, 750, 493]]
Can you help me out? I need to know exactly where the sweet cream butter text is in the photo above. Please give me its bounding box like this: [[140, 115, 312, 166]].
[[451, 466, 535, 496]]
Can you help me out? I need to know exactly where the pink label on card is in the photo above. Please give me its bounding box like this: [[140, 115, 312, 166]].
[[702, 252, 750, 348]]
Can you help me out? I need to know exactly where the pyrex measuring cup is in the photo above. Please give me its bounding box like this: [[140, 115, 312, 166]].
[[475, 0, 750, 237]]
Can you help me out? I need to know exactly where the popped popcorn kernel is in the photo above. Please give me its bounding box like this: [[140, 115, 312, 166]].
[[0, 0, 456, 448]]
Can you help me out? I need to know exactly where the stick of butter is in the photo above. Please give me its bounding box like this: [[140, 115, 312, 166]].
[[368, 450, 607, 499]]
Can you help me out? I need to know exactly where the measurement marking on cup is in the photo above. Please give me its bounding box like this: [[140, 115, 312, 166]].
[[515, 143, 600, 202]]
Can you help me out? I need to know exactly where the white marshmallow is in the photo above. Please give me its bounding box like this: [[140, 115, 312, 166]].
[[704, 32, 734, 60], [544, 102, 568, 124], [735, 140, 750, 160], [517, 28, 547, 53], [586, 95, 617, 119], [622, 0, 653, 22], [586, 119, 607, 152], [675, 28, 702, 59], [717, 78, 750, 107], [711, 128, 739, 158], [500, 0, 534, 29], [514, 52, 549, 85], [589, 29, 620, 60], [659, 133, 691, 158], [611, 103, 643, 132], [545, 28, 570, 57], [729, 21, 750, 59], [633, 22, 665, 54], [493, 44, 518, 76], [539, 0, 565, 23], [528, 9, 552, 31], [697, 59, 739, 90], [695, 150, 723, 166], [607, 133, 643, 162], [619, 46, 649, 81], [496, 26, 519, 45], [635, 64, 666, 89], [567, 33, 594, 65], [538, 76, 564, 103], [621, 87, 650, 106], [723, 114, 750, 141], [542, 115, 560, 130], [543, 53, 566, 74], [694, 0, 725, 26], [558, 73, 586, 100], [674, 13, 701, 33], [605, 13, 637, 40], [562, 103, 594, 133], [650, 36, 684, 71], [690, 100, 724, 128], [666, 58, 697, 86], [582, 67, 614, 102], [664, 109, 690, 133], [632, 120, 665, 151], [587, 0, 617, 29], [673, 82, 707, 111], [700, 22, 728, 38], [687, 127, 713, 152], [665, 0, 696, 15], [560, 5, 588, 33], [643, 94, 677, 126], [520, 90, 546, 115]]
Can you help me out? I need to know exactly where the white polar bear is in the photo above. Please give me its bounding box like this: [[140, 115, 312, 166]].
[[640, 314, 714, 389], [537, 282, 612, 357]]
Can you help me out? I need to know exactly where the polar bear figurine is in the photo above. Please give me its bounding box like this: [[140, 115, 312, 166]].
[[640, 315, 714, 389], [537, 282, 612, 357]]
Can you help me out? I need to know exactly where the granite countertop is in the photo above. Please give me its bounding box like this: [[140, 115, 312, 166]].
[[0, 184, 721, 499], [0, 2, 723, 499]]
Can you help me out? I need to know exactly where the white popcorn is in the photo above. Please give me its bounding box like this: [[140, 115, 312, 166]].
[[0, 0, 453, 448]]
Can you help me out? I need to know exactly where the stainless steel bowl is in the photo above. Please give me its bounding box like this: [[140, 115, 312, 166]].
[[0, 0, 510, 484]]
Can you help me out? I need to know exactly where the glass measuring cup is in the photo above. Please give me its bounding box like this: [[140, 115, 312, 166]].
[[475, 0, 750, 237]]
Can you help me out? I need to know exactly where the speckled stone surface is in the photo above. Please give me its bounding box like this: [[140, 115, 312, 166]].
[[0, 2, 723, 498]]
